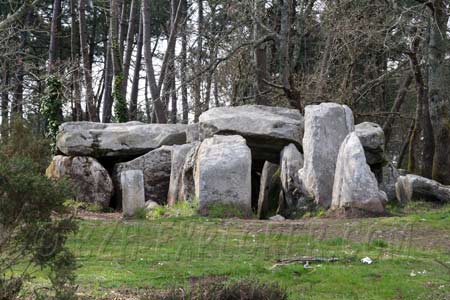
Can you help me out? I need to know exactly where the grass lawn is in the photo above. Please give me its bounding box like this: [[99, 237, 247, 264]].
[[29, 203, 450, 299]]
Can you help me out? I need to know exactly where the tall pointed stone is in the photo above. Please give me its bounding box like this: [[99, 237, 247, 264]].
[[299, 103, 354, 208], [331, 133, 387, 215]]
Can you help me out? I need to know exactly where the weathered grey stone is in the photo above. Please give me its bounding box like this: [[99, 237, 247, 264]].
[[331, 133, 387, 214], [144, 200, 161, 211], [56, 121, 186, 158], [257, 161, 280, 219], [114, 146, 172, 205], [299, 102, 354, 208], [355, 122, 386, 166], [280, 144, 304, 208], [269, 214, 286, 221], [199, 105, 304, 162], [167, 143, 196, 206], [186, 123, 200, 143], [194, 135, 252, 216], [46, 155, 113, 209], [179, 143, 201, 202], [121, 170, 145, 217], [380, 162, 400, 202], [396, 174, 450, 203]]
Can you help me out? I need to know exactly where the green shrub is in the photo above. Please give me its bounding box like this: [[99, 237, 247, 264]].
[[146, 201, 198, 219], [0, 127, 78, 299]]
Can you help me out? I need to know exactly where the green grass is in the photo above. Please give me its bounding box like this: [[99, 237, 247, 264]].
[[20, 204, 450, 299]]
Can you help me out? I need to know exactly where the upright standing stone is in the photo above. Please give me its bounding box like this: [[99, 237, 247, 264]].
[[331, 133, 387, 215], [46, 155, 113, 209], [299, 102, 354, 208], [167, 143, 196, 206], [121, 170, 145, 217], [280, 144, 304, 209], [257, 161, 280, 219], [113, 146, 172, 204], [194, 135, 252, 216], [178, 143, 200, 202]]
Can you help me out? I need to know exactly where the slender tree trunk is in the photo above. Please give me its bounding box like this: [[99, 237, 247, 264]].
[[169, 0, 179, 124], [407, 38, 434, 178], [279, 0, 291, 90], [1, 64, 9, 138], [48, 0, 62, 73], [428, 0, 450, 184], [193, 0, 203, 122], [383, 73, 412, 146], [214, 73, 219, 107], [129, 15, 143, 120], [110, 0, 128, 122], [142, 0, 182, 123], [70, 0, 83, 121], [122, 0, 139, 97], [102, 39, 114, 123], [180, 0, 188, 123], [252, 0, 269, 105], [79, 0, 98, 121]]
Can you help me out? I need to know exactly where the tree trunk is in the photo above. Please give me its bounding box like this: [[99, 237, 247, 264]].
[[383, 73, 412, 146], [142, 0, 182, 123], [252, 0, 270, 105], [428, 0, 450, 184], [193, 0, 203, 122], [180, 0, 188, 124], [129, 14, 143, 120], [70, 0, 83, 121], [102, 32, 114, 123], [79, 0, 98, 121], [122, 0, 139, 97], [48, 0, 62, 73], [1, 64, 9, 138], [110, 0, 128, 122], [408, 35, 434, 178]]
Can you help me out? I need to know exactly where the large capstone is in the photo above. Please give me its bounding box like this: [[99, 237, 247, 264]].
[[396, 174, 450, 203], [299, 102, 354, 208], [113, 146, 172, 205], [56, 121, 186, 159], [46, 155, 113, 209], [167, 143, 196, 206], [198, 105, 303, 162], [194, 135, 252, 216], [331, 133, 387, 215], [121, 170, 146, 217]]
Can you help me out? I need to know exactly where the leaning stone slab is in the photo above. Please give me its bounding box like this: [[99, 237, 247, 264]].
[[299, 102, 354, 208], [114, 146, 172, 205], [56, 121, 186, 158], [194, 135, 252, 216], [331, 133, 387, 215], [257, 161, 280, 219], [178, 143, 201, 203], [380, 162, 400, 202], [199, 105, 304, 162], [396, 174, 450, 203], [121, 170, 146, 217], [167, 143, 196, 206], [46, 155, 113, 209]]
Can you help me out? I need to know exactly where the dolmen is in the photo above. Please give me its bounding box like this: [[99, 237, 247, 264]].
[[47, 103, 420, 219]]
